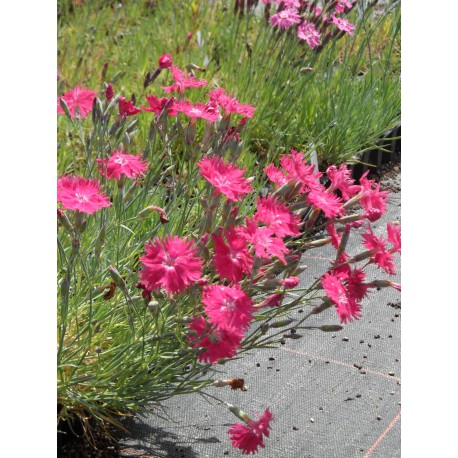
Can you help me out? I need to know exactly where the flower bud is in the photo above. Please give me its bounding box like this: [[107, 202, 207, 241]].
[[269, 318, 296, 328], [138, 205, 169, 224], [148, 301, 160, 316], [319, 325, 343, 332], [312, 299, 333, 314], [158, 54, 173, 70], [228, 404, 250, 423], [281, 276, 300, 289], [272, 180, 302, 200], [108, 265, 127, 292], [105, 82, 114, 102], [283, 333, 302, 339], [59, 97, 72, 120], [57, 209, 73, 233]]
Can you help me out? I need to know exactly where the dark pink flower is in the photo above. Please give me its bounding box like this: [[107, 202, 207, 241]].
[[327, 224, 342, 249], [361, 226, 396, 275], [197, 156, 253, 202], [188, 316, 243, 365], [346, 268, 369, 302], [162, 65, 207, 94], [175, 99, 220, 122], [326, 164, 358, 201], [57, 85, 97, 118], [158, 54, 173, 70], [254, 196, 300, 238], [331, 14, 356, 35], [387, 223, 401, 253], [307, 186, 344, 218], [281, 276, 300, 288], [203, 284, 254, 332], [359, 172, 390, 222], [280, 149, 323, 193], [297, 21, 321, 49], [97, 149, 148, 180], [57, 176, 110, 215], [139, 235, 203, 296], [105, 83, 114, 102], [263, 163, 289, 188], [257, 293, 284, 308], [212, 228, 253, 283], [208, 89, 255, 118], [321, 272, 362, 323], [118, 96, 141, 118], [141, 95, 178, 116], [228, 408, 273, 455], [269, 8, 301, 30]]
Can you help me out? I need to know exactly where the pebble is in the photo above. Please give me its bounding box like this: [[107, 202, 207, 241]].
[[359, 340, 364, 343], [293, 426, 299, 431], [269, 357, 275, 361], [388, 372, 395, 376], [390, 391, 395, 395], [377, 416, 382, 421], [374, 335, 381, 339], [310, 418, 315, 423], [342, 337, 349, 342], [256, 363, 260, 367]]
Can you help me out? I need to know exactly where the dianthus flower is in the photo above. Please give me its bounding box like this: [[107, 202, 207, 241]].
[[321, 272, 362, 323], [97, 149, 147, 181], [326, 164, 358, 201], [174, 99, 220, 122], [327, 224, 342, 249], [228, 408, 273, 455], [358, 172, 389, 222], [307, 186, 344, 218], [57, 175, 111, 215], [257, 293, 284, 308], [158, 53, 173, 70], [254, 196, 300, 238], [118, 96, 141, 117], [197, 156, 253, 202], [386, 222, 401, 253], [57, 85, 97, 118], [212, 228, 253, 283], [361, 225, 396, 275], [141, 95, 178, 116], [297, 21, 321, 49], [281, 276, 300, 288], [269, 8, 301, 30], [240, 217, 289, 265], [284, 0, 301, 7], [281, 149, 323, 193], [139, 235, 203, 296], [331, 14, 356, 35], [162, 65, 208, 94], [203, 284, 254, 332], [105, 83, 114, 102], [188, 316, 244, 365], [208, 89, 255, 118]]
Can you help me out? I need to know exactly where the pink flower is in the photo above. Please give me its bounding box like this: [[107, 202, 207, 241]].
[[359, 172, 389, 222], [254, 196, 300, 238], [280, 149, 323, 193], [327, 224, 342, 249], [97, 149, 148, 180], [269, 8, 301, 30], [118, 97, 141, 117], [188, 316, 243, 365], [197, 156, 253, 202], [228, 408, 273, 455], [57, 85, 97, 119], [335, 4, 345, 13], [139, 235, 203, 295], [162, 65, 208, 94], [321, 272, 362, 323], [208, 89, 255, 118], [387, 223, 401, 253], [105, 83, 114, 102], [326, 164, 358, 201], [361, 226, 396, 275], [297, 21, 321, 49], [212, 228, 253, 283], [141, 95, 178, 116], [57, 175, 111, 215], [346, 268, 369, 302], [263, 163, 289, 188], [331, 14, 356, 35], [240, 218, 289, 265], [281, 276, 300, 288], [284, 0, 301, 7], [203, 284, 254, 332], [307, 186, 344, 218], [158, 54, 173, 70], [174, 99, 220, 122]]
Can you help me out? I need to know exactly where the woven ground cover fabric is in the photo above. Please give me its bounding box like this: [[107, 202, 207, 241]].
[[117, 182, 401, 458]]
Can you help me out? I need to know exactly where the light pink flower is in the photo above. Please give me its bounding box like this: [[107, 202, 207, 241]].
[[297, 21, 321, 49], [158, 54, 173, 70], [284, 0, 301, 7], [188, 316, 243, 365], [57, 176, 111, 215], [174, 99, 220, 122], [97, 149, 148, 181], [141, 95, 178, 116], [203, 284, 254, 332], [162, 65, 208, 94], [228, 408, 273, 455], [331, 14, 356, 35], [209, 88, 256, 118], [197, 156, 253, 202], [139, 235, 203, 296], [307, 186, 344, 218], [269, 8, 301, 30], [254, 196, 300, 238], [212, 228, 253, 283], [57, 85, 97, 118], [361, 226, 396, 275], [335, 3, 345, 13], [321, 272, 362, 323], [118, 97, 141, 117]]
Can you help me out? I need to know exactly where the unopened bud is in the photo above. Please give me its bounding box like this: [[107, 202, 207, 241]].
[[272, 180, 302, 200], [283, 333, 302, 339], [228, 404, 250, 423], [108, 265, 127, 291], [319, 325, 343, 332], [312, 299, 333, 314], [158, 54, 173, 70], [269, 318, 296, 328], [138, 205, 169, 224], [105, 82, 114, 102], [57, 209, 73, 233], [147, 301, 160, 316]]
